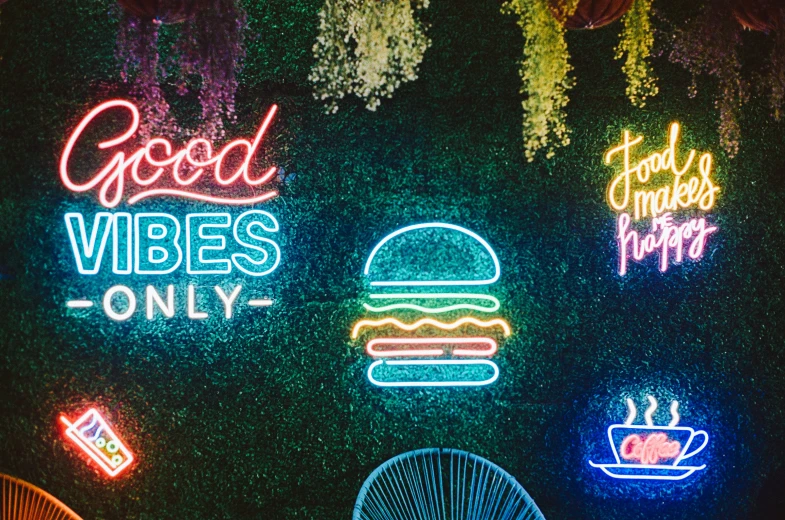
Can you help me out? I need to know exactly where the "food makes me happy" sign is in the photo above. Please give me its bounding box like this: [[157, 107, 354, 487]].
[[605, 123, 720, 276]]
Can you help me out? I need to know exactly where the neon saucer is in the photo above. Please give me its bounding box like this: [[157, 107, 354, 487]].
[[589, 461, 706, 481]]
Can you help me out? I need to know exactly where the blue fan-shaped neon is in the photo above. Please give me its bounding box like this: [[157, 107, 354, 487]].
[[363, 223, 500, 286]]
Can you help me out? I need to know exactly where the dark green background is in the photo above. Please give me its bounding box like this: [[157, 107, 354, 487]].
[[1, 0, 784, 518]]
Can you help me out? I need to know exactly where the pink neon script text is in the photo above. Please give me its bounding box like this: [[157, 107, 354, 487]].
[[620, 432, 681, 465], [60, 100, 279, 208], [616, 212, 717, 276]]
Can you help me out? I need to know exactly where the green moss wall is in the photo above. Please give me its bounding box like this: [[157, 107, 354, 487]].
[[1, 0, 784, 518]]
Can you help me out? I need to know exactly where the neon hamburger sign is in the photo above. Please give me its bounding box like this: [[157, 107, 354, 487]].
[[352, 223, 510, 387]]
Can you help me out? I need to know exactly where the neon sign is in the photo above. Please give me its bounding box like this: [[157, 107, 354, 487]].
[[61, 100, 282, 320], [605, 123, 720, 275], [60, 408, 134, 478], [589, 395, 709, 481], [60, 100, 278, 208], [353, 223, 510, 387]]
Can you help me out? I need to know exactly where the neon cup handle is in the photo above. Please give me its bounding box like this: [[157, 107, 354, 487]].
[[680, 430, 709, 461]]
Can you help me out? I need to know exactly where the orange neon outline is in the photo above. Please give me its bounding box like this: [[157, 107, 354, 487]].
[[60, 408, 134, 478], [366, 337, 498, 357], [351, 317, 511, 339]]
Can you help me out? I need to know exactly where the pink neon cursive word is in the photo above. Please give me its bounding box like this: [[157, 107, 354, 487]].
[[621, 433, 681, 465], [617, 212, 717, 276], [60, 100, 279, 208]]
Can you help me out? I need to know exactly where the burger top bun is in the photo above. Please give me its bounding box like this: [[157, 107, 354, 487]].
[[364, 223, 500, 287]]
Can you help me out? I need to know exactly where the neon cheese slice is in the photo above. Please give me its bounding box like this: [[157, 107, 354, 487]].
[[351, 317, 511, 339]]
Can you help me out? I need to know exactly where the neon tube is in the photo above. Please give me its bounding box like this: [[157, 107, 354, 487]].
[[363, 223, 501, 286], [363, 293, 500, 313], [366, 337, 498, 357], [367, 360, 500, 387], [60, 100, 279, 208], [351, 317, 511, 339], [60, 409, 134, 478]]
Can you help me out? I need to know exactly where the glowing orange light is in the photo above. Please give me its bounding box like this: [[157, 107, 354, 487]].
[[60, 100, 279, 208], [60, 408, 134, 478], [351, 317, 511, 339]]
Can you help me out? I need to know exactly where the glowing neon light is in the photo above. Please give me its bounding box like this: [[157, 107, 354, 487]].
[[66, 300, 94, 308], [215, 285, 242, 318], [366, 337, 498, 357], [605, 123, 720, 276], [60, 408, 134, 477], [248, 299, 274, 307], [64, 213, 112, 274], [64, 211, 280, 277], [145, 285, 174, 319], [363, 293, 501, 313], [367, 360, 500, 387], [620, 433, 681, 465], [60, 100, 279, 208], [363, 223, 501, 286], [589, 395, 709, 481], [103, 285, 136, 321], [351, 317, 511, 339]]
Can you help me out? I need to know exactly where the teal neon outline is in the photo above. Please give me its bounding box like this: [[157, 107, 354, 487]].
[[367, 360, 499, 387], [363, 293, 500, 313], [363, 223, 500, 286]]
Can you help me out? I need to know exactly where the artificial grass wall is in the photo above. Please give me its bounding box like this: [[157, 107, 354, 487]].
[[1, 0, 784, 518]]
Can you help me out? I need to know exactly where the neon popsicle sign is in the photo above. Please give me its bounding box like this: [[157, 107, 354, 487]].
[[60, 100, 281, 320], [589, 395, 710, 481], [605, 123, 720, 275]]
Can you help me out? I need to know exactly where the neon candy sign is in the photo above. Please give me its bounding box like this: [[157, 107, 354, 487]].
[[60, 100, 278, 208], [589, 396, 709, 481], [353, 223, 510, 387], [605, 123, 720, 275], [60, 100, 283, 320], [60, 408, 134, 477]]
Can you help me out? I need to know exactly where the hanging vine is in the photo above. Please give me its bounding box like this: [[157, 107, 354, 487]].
[[114, 0, 247, 140], [310, 0, 431, 113], [502, 0, 578, 162], [616, 0, 659, 107]]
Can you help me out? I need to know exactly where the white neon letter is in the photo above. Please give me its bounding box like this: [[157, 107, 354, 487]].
[[187, 285, 208, 319], [214, 285, 242, 319], [103, 285, 136, 321], [145, 285, 174, 319]]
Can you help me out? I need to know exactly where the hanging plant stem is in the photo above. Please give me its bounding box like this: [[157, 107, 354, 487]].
[[615, 0, 658, 107], [310, 0, 431, 113], [503, 0, 578, 162]]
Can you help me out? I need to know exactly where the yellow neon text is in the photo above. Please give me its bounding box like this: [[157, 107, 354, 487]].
[[606, 123, 720, 220]]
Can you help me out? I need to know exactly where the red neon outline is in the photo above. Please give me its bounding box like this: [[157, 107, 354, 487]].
[[60, 100, 279, 208], [60, 408, 134, 478], [366, 337, 498, 357]]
